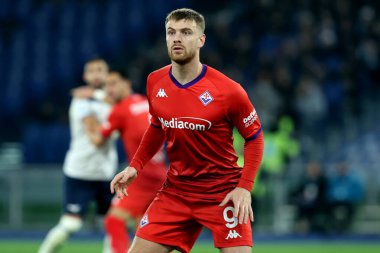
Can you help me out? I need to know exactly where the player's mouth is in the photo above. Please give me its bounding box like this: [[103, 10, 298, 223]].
[[92, 79, 103, 88], [172, 46, 184, 53]]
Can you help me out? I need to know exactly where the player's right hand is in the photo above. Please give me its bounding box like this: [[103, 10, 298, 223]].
[[71, 86, 94, 98], [110, 166, 138, 199]]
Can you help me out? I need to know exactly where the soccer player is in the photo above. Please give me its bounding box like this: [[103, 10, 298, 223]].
[[73, 70, 167, 253], [38, 58, 118, 253], [111, 8, 264, 253]]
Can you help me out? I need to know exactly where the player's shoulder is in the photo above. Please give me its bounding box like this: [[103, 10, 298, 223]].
[[147, 65, 171, 83], [70, 97, 92, 108], [109, 98, 129, 119], [117, 94, 147, 109], [205, 65, 246, 96], [127, 94, 148, 104]]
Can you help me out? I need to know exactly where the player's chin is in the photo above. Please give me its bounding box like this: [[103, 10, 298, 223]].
[[170, 53, 182, 60], [91, 82, 104, 89], [170, 55, 192, 65]]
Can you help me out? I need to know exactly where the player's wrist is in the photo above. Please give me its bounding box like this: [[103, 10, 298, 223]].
[[127, 166, 137, 174], [237, 179, 253, 192], [129, 160, 142, 171]]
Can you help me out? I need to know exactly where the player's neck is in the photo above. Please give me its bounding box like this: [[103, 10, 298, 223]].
[[171, 60, 203, 85], [119, 90, 130, 101]]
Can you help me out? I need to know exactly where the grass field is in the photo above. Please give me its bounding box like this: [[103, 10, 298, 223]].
[[1, 240, 380, 253]]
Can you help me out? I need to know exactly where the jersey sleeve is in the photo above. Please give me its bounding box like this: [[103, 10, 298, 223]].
[[148, 100, 162, 127], [146, 74, 162, 128], [129, 73, 166, 171], [237, 132, 264, 190], [75, 99, 95, 120], [129, 125, 165, 171], [100, 107, 123, 138], [227, 84, 264, 191], [227, 84, 262, 140]]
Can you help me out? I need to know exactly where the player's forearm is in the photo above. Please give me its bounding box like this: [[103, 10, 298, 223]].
[[83, 116, 106, 147], [88, 131, 107, 147], [237, 131, 264, 191], [130, 124, 165, 171]]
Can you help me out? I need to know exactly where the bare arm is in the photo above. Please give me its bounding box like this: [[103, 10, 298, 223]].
[[82, 115, 107, 147], [72, 87, 113, 104]]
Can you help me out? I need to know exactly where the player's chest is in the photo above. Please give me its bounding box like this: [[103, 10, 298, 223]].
[[151, 84, 225, 124]]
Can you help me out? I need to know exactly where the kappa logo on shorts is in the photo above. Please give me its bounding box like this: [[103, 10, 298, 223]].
[[225, 230, 242, 240], [140, 214, 149, 228], [199, 91, 213, 106]]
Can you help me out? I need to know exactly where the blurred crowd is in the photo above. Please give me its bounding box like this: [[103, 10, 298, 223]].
[[1, 0, 378, 163], [290, 161, 364, 234]]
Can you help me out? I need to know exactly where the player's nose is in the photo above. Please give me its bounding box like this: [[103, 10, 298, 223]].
[[173, 33, 182, 42]]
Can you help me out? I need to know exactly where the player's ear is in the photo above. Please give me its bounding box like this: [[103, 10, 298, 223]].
[[198, 34, 206, 48]]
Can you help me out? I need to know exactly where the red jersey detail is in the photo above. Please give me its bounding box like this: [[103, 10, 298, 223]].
[[141, 65, 262, 197], [238, 132, 264, 190], [129, 125, 165, 171]]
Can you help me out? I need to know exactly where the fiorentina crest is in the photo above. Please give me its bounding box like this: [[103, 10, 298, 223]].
[[199, 91, 214, 106], [140, 214, 149, 228]]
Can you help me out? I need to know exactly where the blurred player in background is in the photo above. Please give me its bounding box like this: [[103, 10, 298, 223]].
[[38, 58, 118, 253], [72, 70, 167, 253], [111, 8, 264, 253]]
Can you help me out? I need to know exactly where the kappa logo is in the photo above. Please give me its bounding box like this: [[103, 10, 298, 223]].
[[199, 91, 213, 106], [156, 88, 168, 98], [140, 214, 149, 228], [225, 230, 242, 240]]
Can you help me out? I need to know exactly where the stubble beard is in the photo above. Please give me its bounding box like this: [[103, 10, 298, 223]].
[[89, 80, 105, 89], [168, 49, 196, 65]]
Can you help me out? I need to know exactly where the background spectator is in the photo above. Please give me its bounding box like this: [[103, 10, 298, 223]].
[[327, 162, 364, 233], [290, 162, 328, 234]]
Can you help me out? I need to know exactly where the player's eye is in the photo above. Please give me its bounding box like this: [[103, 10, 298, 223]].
[[167, 30, 175, 36], [183, 30, 192, 36]]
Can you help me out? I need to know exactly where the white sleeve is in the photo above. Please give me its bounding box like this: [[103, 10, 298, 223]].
[[74, 99, 95, 120]]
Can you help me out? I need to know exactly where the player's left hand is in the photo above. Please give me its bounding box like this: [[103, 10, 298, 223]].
[[219, 187, 253, 224]]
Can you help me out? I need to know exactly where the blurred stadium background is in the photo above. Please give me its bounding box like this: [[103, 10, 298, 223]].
[[0, 0, 379, 252]]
